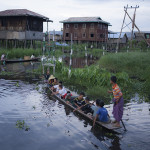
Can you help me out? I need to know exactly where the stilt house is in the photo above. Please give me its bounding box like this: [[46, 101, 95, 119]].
[[60, 17, 111, 44], [0, 9, 52, 48]]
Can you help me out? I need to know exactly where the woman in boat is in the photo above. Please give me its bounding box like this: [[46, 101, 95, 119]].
[[48, 75, 55, 87], [73, 92, 85, 108], [108, 76, 124, 127], [93, 100, 109, 127]]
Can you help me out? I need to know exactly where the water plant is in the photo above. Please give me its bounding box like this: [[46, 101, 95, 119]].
[[16, 120, 30, 131], [15, 82, 20, 87]]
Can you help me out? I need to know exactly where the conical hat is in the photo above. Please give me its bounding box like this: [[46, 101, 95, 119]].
[[48, 75, 55, 81]]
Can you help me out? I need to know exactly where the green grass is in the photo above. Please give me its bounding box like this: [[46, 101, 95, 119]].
[[0, 48, 42, 59], [98, 52, 150, 80]]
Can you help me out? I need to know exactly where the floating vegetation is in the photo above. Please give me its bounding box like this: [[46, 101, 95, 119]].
[[0, 71, 13, 76], [32, 106, 36, 110], [16, 120, 30, 131], [36, 86, 39, 91], [15, 82, 20, 87]]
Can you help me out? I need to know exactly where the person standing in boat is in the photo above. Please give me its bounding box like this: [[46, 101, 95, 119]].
[[108, 76, 124, 127]]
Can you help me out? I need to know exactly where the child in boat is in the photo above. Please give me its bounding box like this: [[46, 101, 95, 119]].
[[65, 93, 73, 105], [93, 100, 109, 127], [91, 99, 100, 117], [73, 92, 85, 108], [108, 76, 124, 127], [51, 81, 62, 92], [53, 85, 67, 98], [63, 91, 72, 99], [74, 97, 93, 114]]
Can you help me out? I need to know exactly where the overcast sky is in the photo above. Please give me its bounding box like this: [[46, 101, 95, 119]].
[[0, 0, 149, 32]]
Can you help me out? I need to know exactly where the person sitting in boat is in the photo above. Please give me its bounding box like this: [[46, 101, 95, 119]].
[[51, 81, 62, 92], [91, 99, 100, 117], [73, 92, 85, 108], [53, 78, 58, 86], [74, 97, 93, 115], [48, 75, 55, 87], [1, 54, 6, 65], [65, 93, 73, 105], [63, 91, 72, 99], [31, 54, 35, 59], [53, 84, 67, 98], [93, 100, 110, 127]]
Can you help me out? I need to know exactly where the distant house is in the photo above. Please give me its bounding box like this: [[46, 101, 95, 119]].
[[49, 31, 63, 41], [108, 32, 128, 44], [60, 17, 111, 44], [0, 9, 52, 48], [134, 31, 150, 45]]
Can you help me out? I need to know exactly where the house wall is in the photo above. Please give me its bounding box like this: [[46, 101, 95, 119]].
[[63, 22, 108, 42], [0, 16, 43, 40]]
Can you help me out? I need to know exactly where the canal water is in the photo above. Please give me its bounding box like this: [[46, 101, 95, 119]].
[[0, 62, 150, 150]]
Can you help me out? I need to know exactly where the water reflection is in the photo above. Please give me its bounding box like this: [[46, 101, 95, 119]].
[[64, 56, 96, 68], [0, 63, 150, 150]]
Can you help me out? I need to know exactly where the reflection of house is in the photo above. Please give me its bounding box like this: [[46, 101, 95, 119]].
[[49, 31, 63, 41], [64, 57, 95, 68], [0, 9, 52, 48], [60, 17, 111, 43]]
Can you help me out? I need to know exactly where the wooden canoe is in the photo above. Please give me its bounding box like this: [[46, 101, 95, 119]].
[[49, 88, 121, 132], [0, 58, 40, 64]]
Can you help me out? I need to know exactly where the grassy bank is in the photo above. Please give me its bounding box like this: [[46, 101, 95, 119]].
[[0, 48, 42, 59], [50, 51, 150, 102], [98, 52, 150, 80]]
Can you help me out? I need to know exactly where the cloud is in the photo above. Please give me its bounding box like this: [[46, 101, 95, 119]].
[[0, 0, 149, 32]]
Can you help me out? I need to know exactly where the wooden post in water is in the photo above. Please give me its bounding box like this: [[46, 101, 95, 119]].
[[85, 45, 88, 66], [69, 33, 73, 77], [53, 30, 56, 75]]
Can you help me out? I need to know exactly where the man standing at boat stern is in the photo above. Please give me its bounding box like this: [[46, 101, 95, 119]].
[[108, 76, 124, 127]]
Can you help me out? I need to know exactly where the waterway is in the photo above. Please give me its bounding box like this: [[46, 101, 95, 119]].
[[0, 62, 150, 150]]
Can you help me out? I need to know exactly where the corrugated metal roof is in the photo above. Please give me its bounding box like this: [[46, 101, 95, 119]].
[[60, 17, 111, 25], [0, 9, 52, 21], [108, 32, 125, 39], [49, 31, 63, 36]]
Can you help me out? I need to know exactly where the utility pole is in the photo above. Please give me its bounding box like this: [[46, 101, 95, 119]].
[[116, 5, 140, 52]]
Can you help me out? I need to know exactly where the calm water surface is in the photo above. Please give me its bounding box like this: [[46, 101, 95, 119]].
[[0, 63, 150, 150]]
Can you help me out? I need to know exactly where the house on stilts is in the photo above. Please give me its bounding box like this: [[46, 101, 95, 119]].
[[0, 9, 52, 49], [60, 17, 111, 48]]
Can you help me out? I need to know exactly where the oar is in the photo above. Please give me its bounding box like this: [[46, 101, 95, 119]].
[[121, 119, 127, 131]]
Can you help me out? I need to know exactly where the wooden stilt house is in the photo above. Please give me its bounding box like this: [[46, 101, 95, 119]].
[[0, 9, 52, 49]]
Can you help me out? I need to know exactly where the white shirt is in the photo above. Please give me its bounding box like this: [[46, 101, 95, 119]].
[[58, 88, 67, 96], [1, 54, 5, 60], [54, 85, 59, 92], [31, 55, 35, 59]]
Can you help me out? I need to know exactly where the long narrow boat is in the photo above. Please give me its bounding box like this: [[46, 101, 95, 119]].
[[49, 88, 121, 132], [0, 58, 40, 64]]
